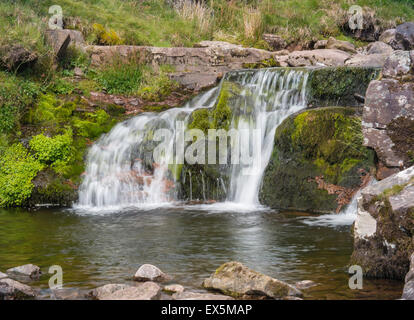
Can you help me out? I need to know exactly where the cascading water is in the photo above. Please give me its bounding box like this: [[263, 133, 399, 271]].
[[76, 68, 309, 210], [77, 87, 219, 209]]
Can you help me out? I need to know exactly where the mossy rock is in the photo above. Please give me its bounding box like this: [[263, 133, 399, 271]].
[[259, 107, 376, 213], [306, 67, 380, 107]]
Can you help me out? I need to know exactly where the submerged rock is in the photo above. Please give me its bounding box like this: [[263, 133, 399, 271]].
[[351, 166, 414, 280], [172, 291, 234, 300], [260, 107, 376, 214], [0, 278, 36, 300], [295, 280, 318, 290], [202, 261, 302, 299], [133, 264, 171, 282], [7, 264, 41, 280], [90, 282, 161, 300]]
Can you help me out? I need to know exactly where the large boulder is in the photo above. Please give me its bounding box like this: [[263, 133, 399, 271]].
[[395, 22, 414, 50], [260, 107, 376, 213], [202, 261, 302, 299], [90, 282, 161, 300], [45, 29, 86, 57], [7, 264, 41, 280], [402, 253, 414, 300], [382, 50, 413, 78], [287, 49, 351, 67], [0, 278, 36, 300], [0, 45, 37, 72], [133, 264, 171, 282], [379, 29, 397, 47], [351, 166, 414, 280], [362, 79, 414, 175]]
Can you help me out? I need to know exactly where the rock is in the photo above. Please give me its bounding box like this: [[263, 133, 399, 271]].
[[362, 79, 414, 171], [402, 253, 414, 299], [351, 166, 414, 280], [7, 264, 41, 280], [172, 291, 234, 300], [260, 107, 375, 214], [340, 8, 385, 42], [45, 29, 71, 57], [367, 41, 394, 55], [274, 49, 290, 56], [262, 34, 287, 51], [382, 50, 413, 78], [51, 288, 84, 300], [133, 264, 170, 282], [287, 49, 351, 67], [379, 29, 397, 46], [45, 29, 86, 57], [395, 22, 414, 50], [202, 261, 302, 299], [90, 282, 161, 300], [163, 284, 184, 294], [282, 296, 303, 300], [295, 280, 318, 290], [74, 67, 84, 78], [326, 37, 357, 54], [0, 45, 37, 72], [87, 42, 278, 92], [314, 40, 328, 49], [0, 272, 7, 280], [0, 278, 36, 300], [345, 53, 390, 68]]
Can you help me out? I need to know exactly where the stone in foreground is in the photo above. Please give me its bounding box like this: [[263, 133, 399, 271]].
[[133, 264, 171, 282], [0, 278, 36, 300], [163, 284, 185, 294], [203, 261, 302, 299], [172, 291, 234, 300], [90, 282, 161, 300], [7, 264, 42, 280]]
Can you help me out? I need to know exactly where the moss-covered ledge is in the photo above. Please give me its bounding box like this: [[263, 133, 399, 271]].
[[259, 107, 376, 214]]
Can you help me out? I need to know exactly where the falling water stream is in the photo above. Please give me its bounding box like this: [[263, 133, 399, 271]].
[[77, 68, 309, 210]]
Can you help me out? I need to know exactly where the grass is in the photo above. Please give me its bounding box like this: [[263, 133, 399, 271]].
[[1, 0, 413, 55]]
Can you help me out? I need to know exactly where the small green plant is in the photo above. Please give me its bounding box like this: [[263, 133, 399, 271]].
[[0, 143, 43, 207], [73, 109, 116, 139], [138, 72, 179, 102]]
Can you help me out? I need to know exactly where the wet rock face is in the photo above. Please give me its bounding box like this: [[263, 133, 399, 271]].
[[402, 253, 414, 300], [260, 108, 376, 214], [202, 261, 302, 299], [351, 166, 414, 280], [363, 79, 414, 173]]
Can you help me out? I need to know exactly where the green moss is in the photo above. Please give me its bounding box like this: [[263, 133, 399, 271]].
[[307, 67, 380, 107], [27, 94, 76, 125], [242, 57, 281, 69], [0, 143, 43, 207], [73, 109, 116, 139], [138, 72, 179, 102]]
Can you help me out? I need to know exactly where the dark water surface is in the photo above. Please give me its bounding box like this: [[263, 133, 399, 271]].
[[0, 206, 403, 299]]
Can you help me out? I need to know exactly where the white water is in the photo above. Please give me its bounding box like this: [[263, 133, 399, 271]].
[[76, 68, 309, 211]]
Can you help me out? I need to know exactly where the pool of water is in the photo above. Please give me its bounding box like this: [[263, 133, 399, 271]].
[[0, 206, 403, 299]]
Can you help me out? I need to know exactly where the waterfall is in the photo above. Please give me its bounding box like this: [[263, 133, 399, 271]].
[[77, 87, 219, 209], [76, 68, 309, 210]]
